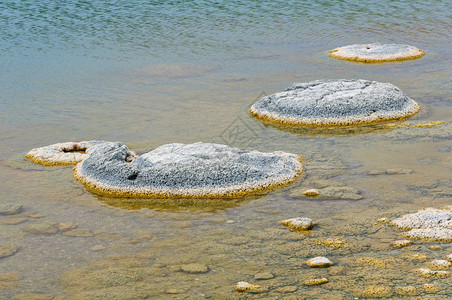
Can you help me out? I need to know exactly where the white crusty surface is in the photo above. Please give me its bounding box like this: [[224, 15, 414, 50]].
[[249, 79, 419, 126], [329, 43, 424, 62], [25, 140, 111, 166], [391, 207, 452, 241], [74, 142, 303, 198]]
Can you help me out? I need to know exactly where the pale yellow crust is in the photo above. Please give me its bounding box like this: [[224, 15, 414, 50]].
[[24, 154, 79, 166]]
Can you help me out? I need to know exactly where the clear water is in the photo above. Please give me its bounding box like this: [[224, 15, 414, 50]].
[[1, 1, 451, 299]]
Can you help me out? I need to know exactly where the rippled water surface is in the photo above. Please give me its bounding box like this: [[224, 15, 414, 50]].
[[1, 1, 451, 299]]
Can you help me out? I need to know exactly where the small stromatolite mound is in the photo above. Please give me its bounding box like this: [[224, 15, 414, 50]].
[[25, 140, 122, 166], [303, 189, 320, 197], [74, 142, 303, 198], [0, 246, 19, 259], [179, 263, 209, 274], [328, 43, 425, 63], [304, 277, 328, 286], [235, 281, 261, 293], [0, 204, 22, 215], [391, 207, 452, 241], [249, 79, 419, 126], [430, 259, 451, 269], [306, 256, 333, 268], [280, 217, 314, 231], [393, 240, 412, 248]]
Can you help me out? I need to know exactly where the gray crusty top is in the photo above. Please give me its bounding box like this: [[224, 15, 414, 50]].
[[74, 142, 303, 198], [249, 79, 420, 126]]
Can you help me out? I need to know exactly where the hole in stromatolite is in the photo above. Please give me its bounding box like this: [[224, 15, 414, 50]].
[[62, 145, 87, 154], [128, 173, 138, 180]]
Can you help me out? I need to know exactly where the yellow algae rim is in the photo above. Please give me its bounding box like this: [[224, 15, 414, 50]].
[[24, 154, 80, 166], [73, 156, 303, 199], [249, 101, 420, 127], [328, 48, 425, 63]]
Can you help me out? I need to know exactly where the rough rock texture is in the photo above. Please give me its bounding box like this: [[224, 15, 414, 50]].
[[391, 207, 452, 241], [430, 260, 451, 269], [25, 140, 119, 166], [416, 268, 450, 278], [235, 281, 260, 293], [280, 217, 314, 231], [0, 246, 18, 259], [303, 189, 320, 197], [0, 204, 22, 215], [304, 278, 328, 285], [393, 240, 412, 248], [329, 43, 425, 63], [74, 142, 303, 198], [249, 80, 419, 126], [179, 263, 209, 274]]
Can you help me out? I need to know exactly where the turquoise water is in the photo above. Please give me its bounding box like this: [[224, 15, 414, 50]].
[[1, 1, 451, 299]]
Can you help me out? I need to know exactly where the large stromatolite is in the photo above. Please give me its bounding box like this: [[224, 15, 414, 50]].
[[249, 79, 420, 126]]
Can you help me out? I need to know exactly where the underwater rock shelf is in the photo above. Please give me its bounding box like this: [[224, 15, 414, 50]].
[[250, 79, 420, 126], [329, 43, 425, 63], [26, 141, 303, 199]]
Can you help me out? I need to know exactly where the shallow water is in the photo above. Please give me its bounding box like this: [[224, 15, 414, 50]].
[[1, 0, 451, 299]]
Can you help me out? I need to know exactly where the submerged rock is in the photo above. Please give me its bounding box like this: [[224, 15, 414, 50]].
[[303, 189, 320, 197], [280, 217, 314, 231], [315, 186, 362, 200], [249, 79, 420, 126], [179, 263, 209, 274], [391, 207, 452, 241], [254, 272, 274, 280], [25, 223, 58, 235], [0, 246, 18, 259], [0, 204, 22, 215], [74, 142, 303, 198], [274, 286, 297, 293], [25, 140, 115, 166], [329, 43, 424, 63], [304, 277, 328, 286]]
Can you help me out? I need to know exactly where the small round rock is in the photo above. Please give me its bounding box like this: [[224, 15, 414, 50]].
[[281, 217, 314, 231], [329, 43, 424, 63], [235, 281, 260, 293], [393, 240, 412, 248], [306, 256, 333, 268], [303, 189, 321, 197]]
